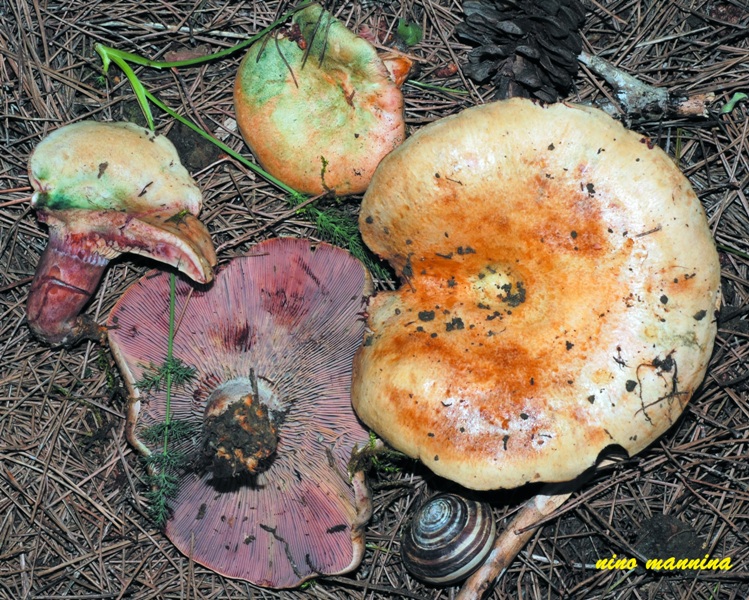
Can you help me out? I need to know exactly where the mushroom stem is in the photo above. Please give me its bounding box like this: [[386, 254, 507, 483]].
[[201, 377, 279, 478], [26, 227, 108, 346], [456, 487, 572, 600], [349, 469, 374, 568]]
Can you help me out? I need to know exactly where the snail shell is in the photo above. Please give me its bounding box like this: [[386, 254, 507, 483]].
[[401, 493, 496, 585]]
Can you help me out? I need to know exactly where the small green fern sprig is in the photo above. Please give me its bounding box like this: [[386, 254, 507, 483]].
[[135, 357, 196, 393], [143, 459, 180, 527], [132, 273, 201, 527], [140, 419, 199, 445], [139, 425, 198, 526], [293, 199, 390, 280]]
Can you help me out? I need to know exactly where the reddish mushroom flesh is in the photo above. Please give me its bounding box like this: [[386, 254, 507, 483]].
[[108, 237, 373, 588], [27, 121, 216, 346]]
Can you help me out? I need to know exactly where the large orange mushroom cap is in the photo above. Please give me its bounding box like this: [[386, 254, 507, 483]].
[[353, 99, 721, 491], [233, 3, 407, 196]]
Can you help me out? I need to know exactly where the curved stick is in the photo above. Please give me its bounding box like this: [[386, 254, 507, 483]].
[[578, 51, 713, 123], [456, 487, 572, 600]]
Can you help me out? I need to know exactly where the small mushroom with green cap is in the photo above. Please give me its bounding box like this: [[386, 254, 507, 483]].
[[107, 237, 374, 589], [351, 99, 721, 589], [234, 3, 411, 196], [26, 121, 217, 346]]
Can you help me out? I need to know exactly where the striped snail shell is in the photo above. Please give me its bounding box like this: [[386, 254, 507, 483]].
[[401, 493, 496, 585]]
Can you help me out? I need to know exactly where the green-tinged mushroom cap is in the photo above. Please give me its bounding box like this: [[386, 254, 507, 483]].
[[30, 121, 203, 215], [27, 121, 217, 346], [234, 3, 408, 196]]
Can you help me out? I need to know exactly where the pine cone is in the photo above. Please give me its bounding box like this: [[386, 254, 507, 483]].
[[456, 0, 586, 103]]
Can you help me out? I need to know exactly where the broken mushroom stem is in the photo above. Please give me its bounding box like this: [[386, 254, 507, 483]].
[[457, 457, 623, 599], [27, 222, 109, 345], [26, 121, 216, 347], [578, 51, 714, 123], [200, 376, 280, 479]]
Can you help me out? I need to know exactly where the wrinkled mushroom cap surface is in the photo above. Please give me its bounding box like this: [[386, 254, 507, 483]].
[[108, 238, 373, 588], [353, 99, 721, 490], [234, 3, 406, 196]]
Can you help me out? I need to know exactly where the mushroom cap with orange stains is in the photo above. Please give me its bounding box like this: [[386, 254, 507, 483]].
[[233, 3, 406, 196], [352, 99, 721, 491]]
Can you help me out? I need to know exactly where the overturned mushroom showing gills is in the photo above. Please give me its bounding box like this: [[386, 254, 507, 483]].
[[353, 98, 721, 491], [27, 121, 216, 346], [108, 237, 374, 588], [234, 3, 409, 196]]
